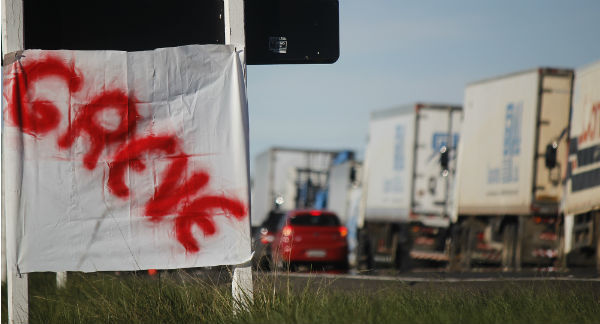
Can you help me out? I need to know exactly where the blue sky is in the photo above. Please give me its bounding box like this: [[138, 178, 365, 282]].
[[246, 0, 600, 166]]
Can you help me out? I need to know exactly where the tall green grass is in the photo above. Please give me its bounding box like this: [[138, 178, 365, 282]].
[[2, 271, 599, 324]]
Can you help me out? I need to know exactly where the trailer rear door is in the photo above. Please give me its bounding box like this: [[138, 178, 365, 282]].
[[532, 70, 573, 207], [412, 106, 461, 222]]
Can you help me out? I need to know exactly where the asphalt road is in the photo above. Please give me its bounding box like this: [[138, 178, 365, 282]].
[[188, 265, 599, 291], [254, 269, 600, 293]]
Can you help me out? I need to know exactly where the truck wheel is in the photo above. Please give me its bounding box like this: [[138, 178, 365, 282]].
[[357, 232, 375, 271], [448, 225, 462, 271], [502, 222, 517, 271], [393, 234, 412, 271], [449, 221, 472, 271], [556, 215, 567, 270]]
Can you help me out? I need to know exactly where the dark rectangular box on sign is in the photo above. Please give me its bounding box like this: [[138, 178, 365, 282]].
[[245, 0, 339, 65], [23, 0, 225, 51]]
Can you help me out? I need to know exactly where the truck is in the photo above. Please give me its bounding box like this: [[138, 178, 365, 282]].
[[451, 68, 574, 270], [325, 152, 362, 225], [325, 154, 363, 266], [251, 147, 341, 228], [563, 60, 600, 271], [357, 103, 462, 270]]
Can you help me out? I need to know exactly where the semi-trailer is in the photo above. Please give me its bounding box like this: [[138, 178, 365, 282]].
[[251, 147, 340, 228], [451, 68, 574, 270], [325, 155, 362, 266], [563, 60, 600, 271], [357, 103, 462, 270]]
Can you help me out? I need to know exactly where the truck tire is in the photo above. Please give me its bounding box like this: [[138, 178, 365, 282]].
[[393, 232, 412, 271], [448, 225, 462, 271], [502, 222, 517, 271], [557, 215, 567, 270], [357, 232, 374, 271], [449, 221, 472, 271]]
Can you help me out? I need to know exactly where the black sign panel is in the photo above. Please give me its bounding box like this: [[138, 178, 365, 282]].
[[24, 0, 224, 51], [245, 0, 339, 65]]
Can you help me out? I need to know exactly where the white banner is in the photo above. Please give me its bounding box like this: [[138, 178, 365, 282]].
[[2, 45, 251, 272]]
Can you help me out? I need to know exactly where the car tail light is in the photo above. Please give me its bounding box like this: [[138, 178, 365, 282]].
[[310, 210, 322, 216], [339, 226, 348, 238], [282, 225, 293, 237]]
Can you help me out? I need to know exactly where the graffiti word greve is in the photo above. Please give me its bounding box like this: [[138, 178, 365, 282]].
[[5, 55, 246, 253]]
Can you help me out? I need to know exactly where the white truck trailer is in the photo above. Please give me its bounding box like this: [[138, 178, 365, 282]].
[[452, 68, 574, 270], [326, 158, 362, 266], [251, 147, 340, 228], [358, 103, 462, 270], [563, 60, 600, 271], [326, 158, 362, 225]]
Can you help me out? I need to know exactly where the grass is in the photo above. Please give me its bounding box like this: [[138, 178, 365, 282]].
[[2, 270, 599, 324]]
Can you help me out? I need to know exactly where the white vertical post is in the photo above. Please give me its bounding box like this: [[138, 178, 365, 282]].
[[7, 268, 28, 324], [2, 1, 29, 323], [2, 205, 6, 283], [224, 0, 245, 48], [56, 272, 67, 288], [1, 0, 24, 56], [224, 0, 254, 311], [1, 0, 25, 285], [231, 262, 253, 311]]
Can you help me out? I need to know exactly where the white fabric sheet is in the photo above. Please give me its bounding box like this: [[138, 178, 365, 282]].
[[2, 45, 251, 272]]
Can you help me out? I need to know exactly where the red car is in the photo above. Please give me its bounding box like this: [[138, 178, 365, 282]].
[[271, 209, 348, 271]]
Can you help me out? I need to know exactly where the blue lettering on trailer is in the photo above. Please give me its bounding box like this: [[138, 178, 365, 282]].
[[383, 125, 406, 194], [384, 176, 404, 193], [487, 102, 523, 184], [393, 125, 405, 171]]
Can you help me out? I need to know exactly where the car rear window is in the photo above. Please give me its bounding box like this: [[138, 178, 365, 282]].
[[289, 213, 340, 226]]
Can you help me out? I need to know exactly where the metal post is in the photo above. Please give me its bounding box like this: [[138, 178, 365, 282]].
[[7, 268, 28, 324], [56, 272, 67, 289], [3, 0, 28, 322], [2, 204, 6, 283], [232, 262, 253, 312], [225, 0, 254, 311]]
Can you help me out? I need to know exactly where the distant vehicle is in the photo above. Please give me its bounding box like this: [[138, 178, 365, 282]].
[[452, 67, 574, 270], [326, 154, 362, 226], [252, 210, 286, 270], [563, 60, 600, 271], [357, 103, 462, 270], [325, 155, 362, 267], [271, 209, 349, 271], [251, 147, 340, 229]]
